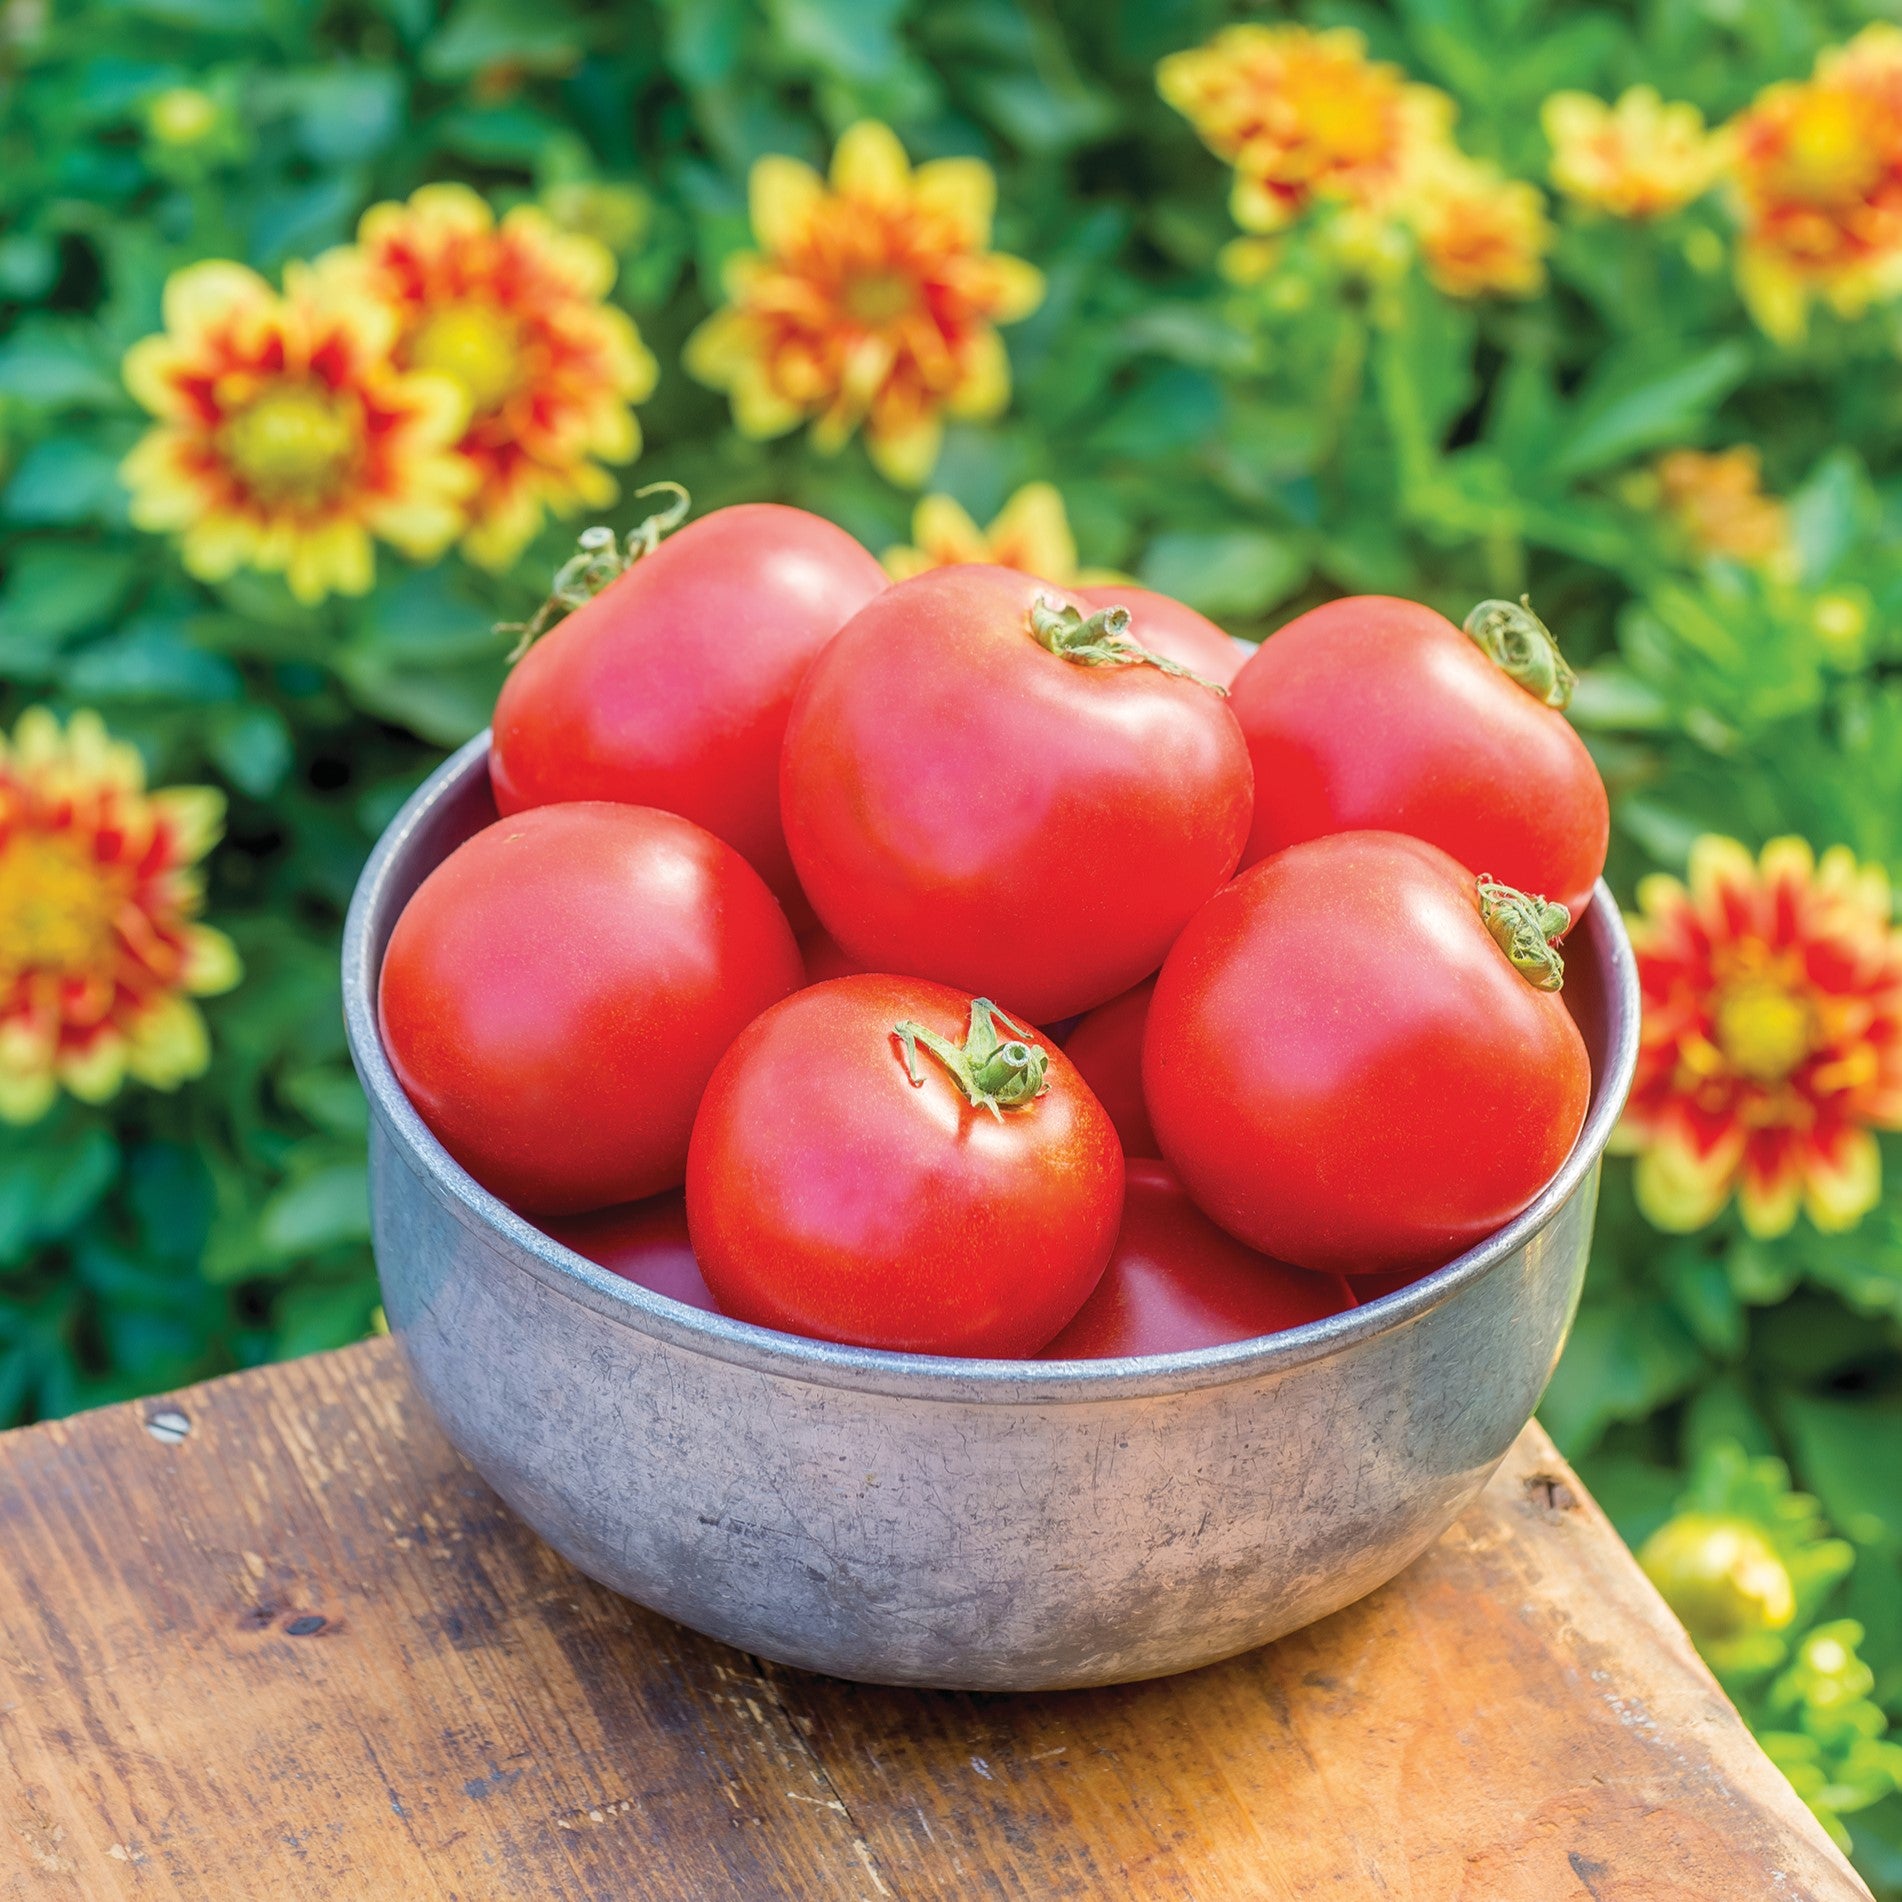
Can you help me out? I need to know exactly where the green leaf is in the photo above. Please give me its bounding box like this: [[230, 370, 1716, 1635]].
[[1548, 343, 1751, 481], [257, 1163, 371, 1261], [1138, 529, 1305, 622]]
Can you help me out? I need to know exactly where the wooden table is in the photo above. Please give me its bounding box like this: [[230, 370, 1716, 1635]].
[[0, 1337, 1872, 1900]]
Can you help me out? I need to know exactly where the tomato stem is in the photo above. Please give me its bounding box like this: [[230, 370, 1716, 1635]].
[[1463, 596, 1577, 711], [1476, 876, 1570, 991], [498, 481, 693, 659], [894, 998, 1050, 1119], [1028, 596, 1229, 696]]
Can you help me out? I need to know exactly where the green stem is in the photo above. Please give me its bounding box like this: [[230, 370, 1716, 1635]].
[[499, 481, 692, 659], [1027, 596, 1229, 696], [1476, 876, 1570, 992], [1463, 596, 1577, 710], [893, 998, 1049, 1120]]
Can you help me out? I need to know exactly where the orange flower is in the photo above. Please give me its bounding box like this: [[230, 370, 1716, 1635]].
[[1729, 26, 1902, 340], [882, 482, 1121, 584], [1158, 24, 1451, 236], [1615, 836, 1902, 1238], [1543, 86, 1726, 220], [1404, 147, 1553, 299], [353, 183, 659, 571], [684, 121, 1044, 487], [121, 257, 471, 604], [0, 709, 240, 1124], [1654, 447, 1791, 568]]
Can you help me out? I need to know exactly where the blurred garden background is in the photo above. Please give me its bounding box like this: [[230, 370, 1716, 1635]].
[[5, 0, 1902, 1881]]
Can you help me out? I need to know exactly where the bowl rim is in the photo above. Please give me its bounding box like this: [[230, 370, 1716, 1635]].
[[343, 731, 1641, 1405]]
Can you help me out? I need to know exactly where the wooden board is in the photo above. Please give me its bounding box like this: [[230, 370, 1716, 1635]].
[[0, 1335, 1871, 1900]]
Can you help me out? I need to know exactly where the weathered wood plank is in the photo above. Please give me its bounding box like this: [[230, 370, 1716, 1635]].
[[0, 1336, 1871, 1900]]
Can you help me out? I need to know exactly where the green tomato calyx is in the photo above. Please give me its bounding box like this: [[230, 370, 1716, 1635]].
[[1477, 875, 1569, 992], [1028, 596, 1228, 695], [1464, 595, 1577, 710], [499, 480, 692, 659], [894, 997, 1050, 1119]]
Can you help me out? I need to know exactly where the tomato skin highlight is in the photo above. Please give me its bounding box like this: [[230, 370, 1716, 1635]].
[[1042, 1160, 1354, 1359], [379, 801, 803, 1217], [687, 975, 1125, 1357], [1230, 595, 1608, 925], [781, 565, 1255, 1023], [1144, 831, 1591, 1277], [543, 1192, 717, 1313], [1062, 978, 1160, 1157], [1074, 585, 1247, 687], [490, 504, 887, 914]]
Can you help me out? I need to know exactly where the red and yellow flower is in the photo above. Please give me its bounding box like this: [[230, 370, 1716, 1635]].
[[1616, 835, 1902, 1238], [1157, 24, 1451, 236], [882, 482, 1120, 584], [0, 708, 239, 1124], [353, 183, 659, 572], [1654, 446, 1792, 569], [1543, 86, 1726, 220], [121, 257, 472, 604], [1404, 147, 1553, 299], [684, 121, 1044, 488], [1729, 25, 1902, 341]]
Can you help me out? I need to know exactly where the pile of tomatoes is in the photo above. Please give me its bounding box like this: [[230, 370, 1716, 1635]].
[[379, 499, 1608, 1361]]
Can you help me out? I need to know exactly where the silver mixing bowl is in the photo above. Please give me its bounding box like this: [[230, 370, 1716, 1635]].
[[344, 733, 1640, 1690]]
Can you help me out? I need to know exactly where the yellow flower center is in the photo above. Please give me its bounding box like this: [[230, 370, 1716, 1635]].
[[1713, 972, 1816, 1083], [1281, 62, 1390, 167], [409, 302, 524, 414], [1776, 92, 1882, 202], [219, 382, 363, 504], [841, 270, 918, 326], [0, 832, 123, 981]]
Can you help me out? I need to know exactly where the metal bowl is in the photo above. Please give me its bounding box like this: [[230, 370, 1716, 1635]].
[[344, 733, 1640, 1690]]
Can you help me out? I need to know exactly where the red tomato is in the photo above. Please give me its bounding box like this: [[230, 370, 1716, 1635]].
[[781, 566, 1254, 1022], [543, 1192, 717, 1313], [491, 504, 886, 915], [687, 976, 1124, 1356], [1229, 595, 1608, 925], [1347, 1268, 1429, 1305], [797, 924, 866, 985], [1075, 585, 1247, 688], [1042, 1160, 1354, 1358], [380, 802, 802, 1216], [1145, 831, 1590, 1276], [1062, 978, 1159, 1157]]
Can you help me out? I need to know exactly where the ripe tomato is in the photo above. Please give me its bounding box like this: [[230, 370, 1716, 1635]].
[[1229, 595, 1608, 925], [1062, 978, 1159, 1157], [491, 504, 886, 915], [1145, 831, 1590, 1276], [782, 566, 1253, 1022], [544, 1192, 717, 1313], [1075, 585, 1246, 688], [687, 976, 1123, 1356], [380, 802, 802, 1217], [1042, 1160, 1354, 1359]]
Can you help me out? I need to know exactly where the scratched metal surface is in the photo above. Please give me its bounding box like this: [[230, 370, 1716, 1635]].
[[344, 735, 1640, 1690]]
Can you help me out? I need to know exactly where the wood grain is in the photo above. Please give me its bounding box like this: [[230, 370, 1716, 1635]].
[[0, 1336, 1871, 1900]]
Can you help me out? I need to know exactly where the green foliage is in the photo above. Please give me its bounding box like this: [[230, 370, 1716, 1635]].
[[4, 0, 1902, 1884]]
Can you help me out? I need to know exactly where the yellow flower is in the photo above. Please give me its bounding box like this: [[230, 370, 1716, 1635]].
[[0, 708, 240, 1124], [684, 121, 1044, 487], [353, 183, 659, 572], [1404, 147, 1553, 299], [1728, 26, 1902, 341], [1158, 24, 1452, 236], [1614, 836, 1902, 1238], [1654, 447, 1792, 568], [121, 257, 473, 604], [882, 482, 1121, 584], [1543, 86, 1726, 220]]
